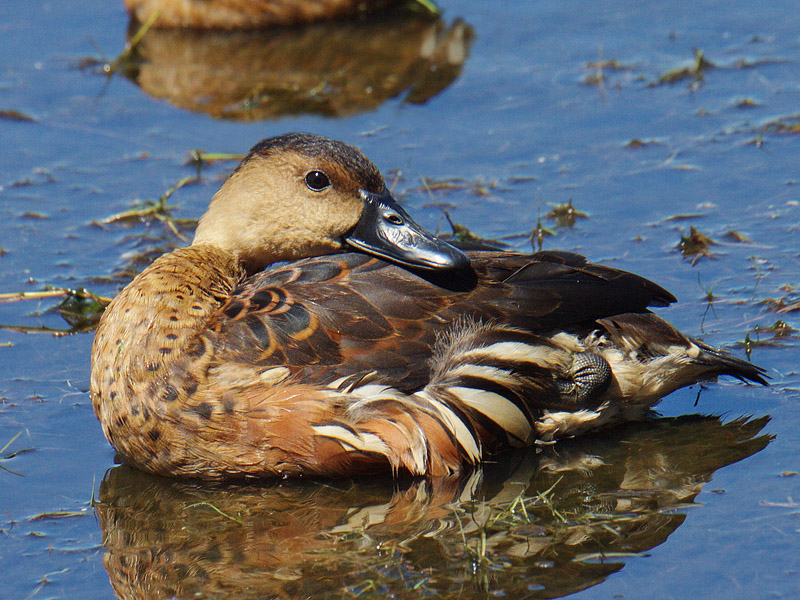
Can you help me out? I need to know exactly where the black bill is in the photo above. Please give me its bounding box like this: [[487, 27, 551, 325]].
[[345, 188, 470, 272]]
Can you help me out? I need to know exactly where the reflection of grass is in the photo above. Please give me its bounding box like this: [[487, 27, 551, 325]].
[[739, 320, 798, 358], [183, 502, 245, 525], [530, 217, 555, 251], [417, 175, 506, 198]]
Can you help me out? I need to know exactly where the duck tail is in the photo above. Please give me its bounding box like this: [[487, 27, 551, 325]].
[[596, 312, 768, 390], [332, 318, 767, 478], [692, 340, 769, 385]]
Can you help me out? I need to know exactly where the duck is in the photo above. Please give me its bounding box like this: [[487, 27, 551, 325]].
[[90, 132, 767, 480], [123, 0, 402, 29]]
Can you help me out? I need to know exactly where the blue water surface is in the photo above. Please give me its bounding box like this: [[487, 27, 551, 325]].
[[1, 0, 798, 598]]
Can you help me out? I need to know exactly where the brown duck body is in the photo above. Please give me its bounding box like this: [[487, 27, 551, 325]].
[[90, 133, 766, 480], [91, 249, 766, 479]]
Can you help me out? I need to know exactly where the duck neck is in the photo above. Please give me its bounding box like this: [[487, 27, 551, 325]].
[[90, 244, 245, 458]]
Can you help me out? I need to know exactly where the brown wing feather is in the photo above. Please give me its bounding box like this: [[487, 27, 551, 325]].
[[207, 251, 674, 390]]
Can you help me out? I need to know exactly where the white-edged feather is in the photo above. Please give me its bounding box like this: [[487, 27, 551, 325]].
[[448, 386, 533, 445]]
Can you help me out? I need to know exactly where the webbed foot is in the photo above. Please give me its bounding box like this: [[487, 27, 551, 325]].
[[555, 352, 612, 407]]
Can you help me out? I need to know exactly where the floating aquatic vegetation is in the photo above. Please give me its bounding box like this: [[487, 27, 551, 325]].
[[648, 49, 782, 89], [0, 288, 110, 307], [652, 48, 714, 86], [661, 213, 707, 223], [759, 296, 800, 313], [29, 511, 87, 521], [11, 168, 56, 188], [738, 320, 798, 359], [734, 97, 761, 109], [545, 199, 587, 228], [0, 432, 34, 477], [678, 226, 718, 264], [744, 113, 800, 146], [78, 7, 160, 77], [723, 229, 753, 243], [581, 58, 632, 87], [438, 211, 507, 248], [101, 176, 199, 241], [625, 138, 664, 149], [747, 320, 797, 340], [416, 176, 505, 198], [186, 151, 246, 178], [0, 287, 111, 336], [55, 288, 109, 330], [0, 109, 36, 122], [761, 113, 800, 135]]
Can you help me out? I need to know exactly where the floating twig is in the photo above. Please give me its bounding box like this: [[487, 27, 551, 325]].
[[104, 176, 198, 240], [0, 287, 110, 306]]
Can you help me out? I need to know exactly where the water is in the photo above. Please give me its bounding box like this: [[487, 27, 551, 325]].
[[1, 0, 798, 598]]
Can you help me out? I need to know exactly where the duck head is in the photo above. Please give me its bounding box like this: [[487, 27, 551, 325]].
[[193, 133, 469, 274]]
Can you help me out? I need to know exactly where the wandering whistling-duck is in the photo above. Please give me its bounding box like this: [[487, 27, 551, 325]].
[[90, 133, 766, 479]]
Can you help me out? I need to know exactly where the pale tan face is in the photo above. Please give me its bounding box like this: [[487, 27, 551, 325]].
[[192, 148, 373, 272]]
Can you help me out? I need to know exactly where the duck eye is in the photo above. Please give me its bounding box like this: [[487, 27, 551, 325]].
[[385, 213, 404, 226], [305, 170, 331, 191]]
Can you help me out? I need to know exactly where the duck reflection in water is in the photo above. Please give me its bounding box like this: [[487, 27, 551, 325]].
[[97, 415, 770, 600], [118, 7, 474, 119]]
